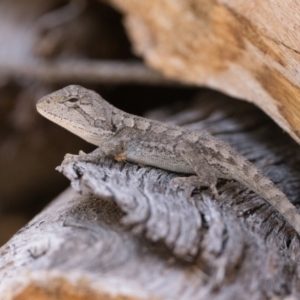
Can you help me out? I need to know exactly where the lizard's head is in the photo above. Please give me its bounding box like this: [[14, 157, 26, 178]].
[[36, 85, 115, 145]]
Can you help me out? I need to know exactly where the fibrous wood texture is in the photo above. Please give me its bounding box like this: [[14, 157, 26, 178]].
[[107, 0, 300, 144], [1, 91, 300, 299]]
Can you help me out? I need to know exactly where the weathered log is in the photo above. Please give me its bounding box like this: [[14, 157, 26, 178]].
[[1, 91, 300, 299], [108, 0, 300, 145]]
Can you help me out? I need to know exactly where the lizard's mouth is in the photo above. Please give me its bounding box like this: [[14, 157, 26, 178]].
[[36, 98, 77, 133], [36, 102, 64, 123], [36, 97, 51, 116]]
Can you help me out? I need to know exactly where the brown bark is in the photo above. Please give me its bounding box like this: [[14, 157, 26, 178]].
[[1, 91, 300, 299], [108, 0, 300, 144]]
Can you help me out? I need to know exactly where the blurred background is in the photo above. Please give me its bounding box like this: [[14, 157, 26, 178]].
[[0, 0, 198, 245]]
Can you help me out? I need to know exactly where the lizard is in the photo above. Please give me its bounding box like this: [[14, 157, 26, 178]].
[[36, 85, 300, 235]]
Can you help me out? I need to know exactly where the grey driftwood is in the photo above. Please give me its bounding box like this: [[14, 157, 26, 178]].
[[1, 91, 300, 300]]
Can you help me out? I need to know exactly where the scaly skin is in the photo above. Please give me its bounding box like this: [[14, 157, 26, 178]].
[[37, 85, 300, 234]]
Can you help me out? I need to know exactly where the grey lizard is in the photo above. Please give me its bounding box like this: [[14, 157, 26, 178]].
[[36, 85, 300, 234]]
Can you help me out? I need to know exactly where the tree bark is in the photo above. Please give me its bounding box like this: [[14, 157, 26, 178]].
[[1, 91, 300, 299], [107, 0, 300, 145]]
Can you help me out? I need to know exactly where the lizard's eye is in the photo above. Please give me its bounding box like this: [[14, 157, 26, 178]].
[[68, 98, 78, 103]]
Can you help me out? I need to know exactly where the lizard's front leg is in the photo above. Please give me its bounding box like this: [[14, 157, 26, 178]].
[[171, 142, 219, 198], [63, 138, 126, 165]]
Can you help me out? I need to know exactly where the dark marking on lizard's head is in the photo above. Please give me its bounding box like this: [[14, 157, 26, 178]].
[[36, 85, 119, 145], [226, 156, 236, 165]]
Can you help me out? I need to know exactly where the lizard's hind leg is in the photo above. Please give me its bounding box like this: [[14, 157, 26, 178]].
[[171, 142, 219, 198]]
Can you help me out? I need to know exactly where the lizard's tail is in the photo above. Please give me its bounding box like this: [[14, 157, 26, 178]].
[[235, 160, 300, 234]]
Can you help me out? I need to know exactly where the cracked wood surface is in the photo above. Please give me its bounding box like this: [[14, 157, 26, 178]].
[[108, 0, 300, 145], [1, 91, 300, 299]]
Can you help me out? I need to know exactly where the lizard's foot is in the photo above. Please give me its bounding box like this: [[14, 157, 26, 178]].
[[174, 141, 219, 199], [171, 175, 219, 199], [171, 176, 197, 200], [62, 140, 127, 166], [62, 148, 105, 165]]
